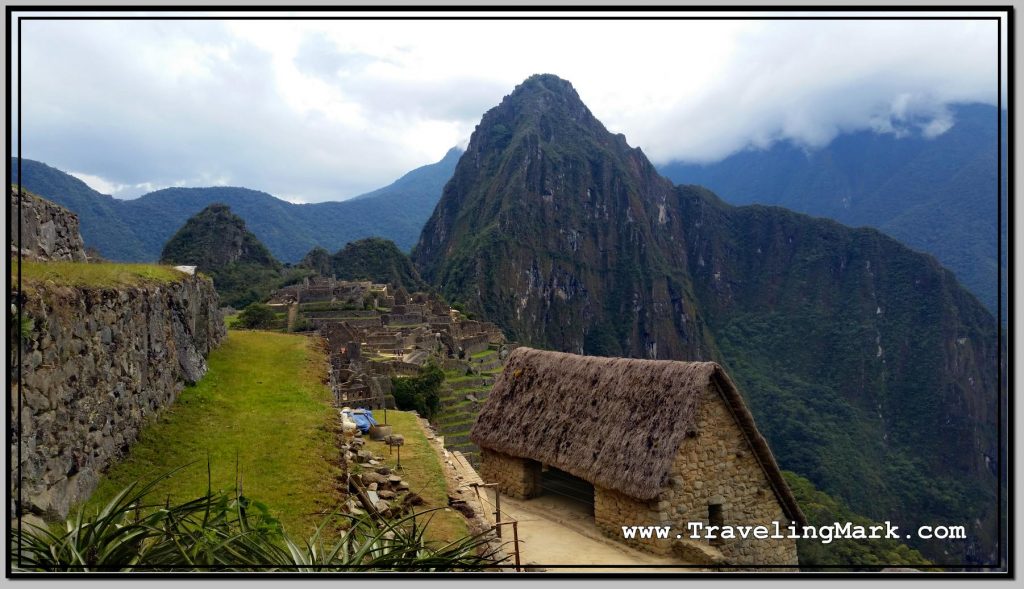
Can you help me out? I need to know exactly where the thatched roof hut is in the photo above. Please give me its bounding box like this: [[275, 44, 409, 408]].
[[470, 347, 806, 526]]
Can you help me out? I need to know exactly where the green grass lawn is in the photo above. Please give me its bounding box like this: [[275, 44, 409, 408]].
[[15, 260, 187, 289], [363, 410, 468, 543], [85, 330, 341, 537]]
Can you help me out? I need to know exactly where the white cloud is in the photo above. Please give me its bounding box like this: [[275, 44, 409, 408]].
[[15, 15, 1001, 202], [69, 171, 124, 196]]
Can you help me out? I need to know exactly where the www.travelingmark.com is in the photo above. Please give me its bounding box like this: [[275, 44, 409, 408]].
[[622, 522, 967, 544]]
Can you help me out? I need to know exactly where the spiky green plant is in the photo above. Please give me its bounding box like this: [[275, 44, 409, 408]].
[[12, 470, 502, 572]]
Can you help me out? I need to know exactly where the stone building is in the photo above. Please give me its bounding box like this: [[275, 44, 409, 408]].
[[470, 347, 805, 567]]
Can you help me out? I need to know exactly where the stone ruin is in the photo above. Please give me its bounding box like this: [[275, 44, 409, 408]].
[[266, 279, 511, 411]]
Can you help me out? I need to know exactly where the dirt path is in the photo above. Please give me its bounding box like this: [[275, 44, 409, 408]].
[[438, 442, 694, 572], [414, 421, 696, 572], [487, 491, 694, 572], [286, 302, 299, 332]]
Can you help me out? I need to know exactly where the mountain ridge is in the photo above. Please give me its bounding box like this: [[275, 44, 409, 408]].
[[657, 102, 1006, 320], [10, 147, 463, 263]]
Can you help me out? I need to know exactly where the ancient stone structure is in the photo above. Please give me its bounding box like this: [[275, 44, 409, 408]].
[[269, 278, 509, 412], [10, 188, 88, 262], [479, 449, 540, 499], [471, 348, 804, 567], [11, 273, 225, 520]]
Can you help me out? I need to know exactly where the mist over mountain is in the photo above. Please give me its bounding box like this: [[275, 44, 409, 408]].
[[658, 103, 1007, 321], [413, 74, 1002, 563]]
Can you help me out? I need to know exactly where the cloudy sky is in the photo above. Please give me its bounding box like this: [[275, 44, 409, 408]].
[[12, 12, 1003, 203]]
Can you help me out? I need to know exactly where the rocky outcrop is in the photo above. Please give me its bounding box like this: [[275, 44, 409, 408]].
[[10, 188, 88, 262], [11, 273, 225, 520]]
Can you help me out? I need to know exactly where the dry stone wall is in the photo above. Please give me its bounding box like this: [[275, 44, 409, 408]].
[[479, 448, 540, 499], [10, 189, 88, 262], [654, 385, 799, 566], [11, 274, 225, 520]]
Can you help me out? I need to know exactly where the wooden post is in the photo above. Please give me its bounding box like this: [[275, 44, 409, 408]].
[[511, 520, 521, 572], [469, 482, 503, 539], [494, 487, 502, 539]]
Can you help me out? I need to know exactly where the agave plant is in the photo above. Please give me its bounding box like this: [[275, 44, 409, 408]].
[[13, 469, 503, 572], [275, 510, 502, 572]]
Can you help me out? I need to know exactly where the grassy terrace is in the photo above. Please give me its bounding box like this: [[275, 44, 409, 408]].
[[14, 260, 188, 289], [86, 330, 340, 537], [85, 327, 468, 545], [363, 410, 468, 543]]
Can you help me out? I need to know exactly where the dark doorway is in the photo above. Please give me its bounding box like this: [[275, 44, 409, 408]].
[[540, 465, 595, 516]]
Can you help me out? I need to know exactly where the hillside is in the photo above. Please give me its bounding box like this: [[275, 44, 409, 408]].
[[159, 204, 287, 307], [658, 103, 1007, 320], [299, 238, 427, 291], [413, 74, 1002, 564], [10, 147, 462, 262]]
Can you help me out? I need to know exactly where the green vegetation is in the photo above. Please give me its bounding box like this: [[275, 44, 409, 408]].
[[301, 237, 427, 292], [370, 410, 469, 542], [15, 260, 185, 289], [658, 103, 1006, 320], [86, 330, 338, 536], [235, 303, 277, 329], [18, 314, 33, 341], [391, 364, 444, 420], [159, 203, 304, 308], [784, 471, 932, 570], [14, 471, 496, 572]]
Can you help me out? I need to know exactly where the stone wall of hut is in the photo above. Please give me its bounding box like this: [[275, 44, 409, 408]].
[[599, 384, 799, 566], [479, 449, 540, 499]]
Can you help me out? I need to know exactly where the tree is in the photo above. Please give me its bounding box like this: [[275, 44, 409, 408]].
[[391, 364, 444, 419], [236, 303, 276, 329]]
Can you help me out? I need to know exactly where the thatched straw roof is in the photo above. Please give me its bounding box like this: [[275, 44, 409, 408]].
[[470, 348, 805, 525]]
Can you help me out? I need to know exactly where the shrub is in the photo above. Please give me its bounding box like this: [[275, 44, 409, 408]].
[[236, 303, 276, 329]]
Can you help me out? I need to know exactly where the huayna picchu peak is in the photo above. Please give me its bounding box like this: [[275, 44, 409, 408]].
[[413, 74, 1001, 565]]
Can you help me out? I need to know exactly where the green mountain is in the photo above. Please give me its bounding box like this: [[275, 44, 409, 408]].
[[10, 147, 462, 262], [413, 74, 1001, 564], [658, 103, 1007, 322], [299, 238, 427, 292], [159, 203, 287, 307]]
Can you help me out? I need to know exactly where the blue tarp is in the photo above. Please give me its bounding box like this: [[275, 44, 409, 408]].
[[348, 410, 378, 434]]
